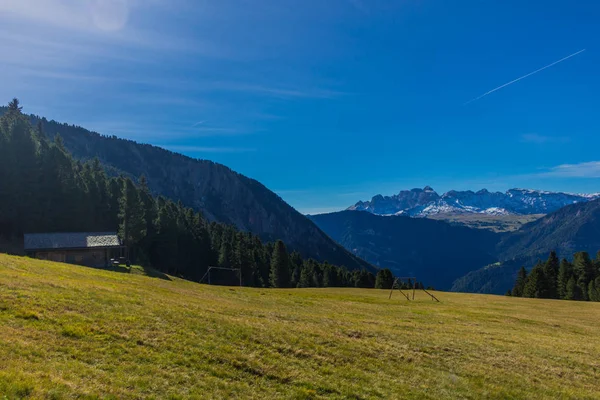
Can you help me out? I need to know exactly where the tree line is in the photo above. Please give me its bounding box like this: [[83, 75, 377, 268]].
[[0, 99, 384, 288], [509, 250, 600, 301]]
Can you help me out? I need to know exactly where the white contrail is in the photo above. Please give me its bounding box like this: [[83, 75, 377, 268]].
[[464, 49, 586, 105]]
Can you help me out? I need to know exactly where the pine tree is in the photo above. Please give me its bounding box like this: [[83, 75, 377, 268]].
[[511, 266, 528, 297], [218, 234, 233, 268], [565, 276, 582, 301], [7, 98, 22, 115], [573, 252, 595, 300], [522, 263, 545, 298], [269, 240, 290, 288], [289, 251, 303, 287], [355, 270, 374, 288], [312, 263, 323, 287], [542, 251, 559, 298], [118, 178, 147, 263], [375, 269, 394, 289], [588, 277, 600, 302], [322, 262, 336, 287], [298, 259, 315, 288], [557, 259, 573, 299]]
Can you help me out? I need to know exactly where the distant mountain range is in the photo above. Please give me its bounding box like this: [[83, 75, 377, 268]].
[[313, 197, 600, 293], [349, 187, 600, 217], [0, 107, 372, 272]]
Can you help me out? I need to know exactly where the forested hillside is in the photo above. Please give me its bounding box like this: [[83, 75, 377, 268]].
[[509, 251, 600, 302], [497, 198, 600, 261], [453, 201, 600, 294], [0, 100, 375, 289], [0, 105, 371, 271]]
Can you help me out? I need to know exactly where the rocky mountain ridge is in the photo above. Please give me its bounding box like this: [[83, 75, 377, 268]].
[[349, 187, 600, 217]]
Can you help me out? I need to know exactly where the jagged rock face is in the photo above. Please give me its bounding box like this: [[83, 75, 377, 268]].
[[348, 187, 440, 215], [349, 187, 600, 216]]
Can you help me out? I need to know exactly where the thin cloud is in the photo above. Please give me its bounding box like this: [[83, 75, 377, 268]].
[[464, 49, 586, 105], [521, 133, 570, 144], [211, 82, 346, 99], [0, 1, 228, 60], [535, 161, 600, 179]]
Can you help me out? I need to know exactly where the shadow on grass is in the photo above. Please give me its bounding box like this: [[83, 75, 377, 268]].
[[79, 263, 172, 281], [139, 266, 172, 281]]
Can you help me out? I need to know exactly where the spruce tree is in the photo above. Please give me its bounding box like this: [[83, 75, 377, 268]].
[[522, 263, 545, 298], [511, 266, 528, 297], [375, 269, 394, 289], [542, 251, 559, 298], [218, 235, 233, 269], [564, 276, 583, 301], [269, 240, 290, 288], [573, 252, 595, 300], [588, 277, 600, 302], [289, 251, 303, 287], [557, 259, 572, 299], [322, 262, 336, 287], [298, 259, 314, 288], [312, 263, 323, 288], [118, 178, 147, 263], [7, 98, 22, 115]]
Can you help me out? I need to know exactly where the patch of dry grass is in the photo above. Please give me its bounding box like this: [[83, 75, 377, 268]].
[[1, 254, 599, 399]]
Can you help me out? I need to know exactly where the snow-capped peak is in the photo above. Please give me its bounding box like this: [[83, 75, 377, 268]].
[[348, 188, 600, 217]]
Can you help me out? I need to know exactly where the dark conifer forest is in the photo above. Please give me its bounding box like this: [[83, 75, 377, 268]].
[[509, 250, 600, 301], [0, 99, 376, 288]]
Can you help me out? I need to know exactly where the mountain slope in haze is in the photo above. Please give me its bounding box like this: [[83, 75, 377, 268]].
[[309, 211, 499, 290], [350, 187, 600, 217], [1, 107, 371, 271]]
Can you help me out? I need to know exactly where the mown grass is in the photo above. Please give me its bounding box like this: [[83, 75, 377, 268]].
[[1, 254, 599, 399]]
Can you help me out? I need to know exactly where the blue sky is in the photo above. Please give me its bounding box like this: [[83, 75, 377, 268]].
[[1, 0, 599, 214]]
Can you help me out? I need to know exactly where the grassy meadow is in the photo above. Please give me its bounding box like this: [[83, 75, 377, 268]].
[[1, 254, 599, 399]]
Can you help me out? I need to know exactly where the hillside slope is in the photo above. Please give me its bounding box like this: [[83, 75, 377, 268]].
[[452, 199, 600, 294], [2, 254, 600, 399], [309, 211, 499, 290], [497, 198, 600, 261], [0, 107, 370, 271]]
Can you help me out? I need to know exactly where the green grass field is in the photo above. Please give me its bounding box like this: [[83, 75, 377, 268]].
[[1, 254, 599, 399]]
